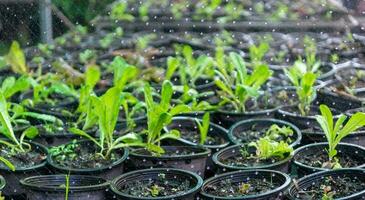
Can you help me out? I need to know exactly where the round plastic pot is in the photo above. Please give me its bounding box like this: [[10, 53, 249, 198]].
[[165, 117, 230, 177], [20, 175, 109, 200], [110, 168, 203, 200], [228, 118, 302, 147], [276, 105, 339, 129], [213, 108, 277, 129], [0, 141, 48, 196], [317, 86, 363, 112], [47, 140, 128, 181], [127, 146, 210, 177], [213, 144, 292, 174], [200, 169, 291, 200], [293, 142, 365, 177], [287, 168, 365, 200]]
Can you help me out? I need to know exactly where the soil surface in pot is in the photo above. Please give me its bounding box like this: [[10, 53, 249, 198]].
[[220, 146, 287, 168], [204, 176, 280, 197], [0, 146, 46, 169], [233, 125, 294, 144], [119, 173, 191, 198], [168, 126, 225, 146], [297, 150, 364, 169], [296, 174, 365, 199], [50, 141, 123, 169]]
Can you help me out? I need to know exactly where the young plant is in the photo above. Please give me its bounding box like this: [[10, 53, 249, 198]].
[[195, 112, 210, 145], [99, 27, 123, 49], [110, 1, 134, 21], [4, 41, 29, 74], [0, 76, 33, 100], [143, 80, 191, 154], [194, 0, 222, 20], [0, 92, 39, 154], [249, 41, 270, 67], [215, 52, 272, 112], [284, 64, 318, 116], [265, 124, 293, 143], [248, 137, 293, 160], [315, 104, 365, 168]]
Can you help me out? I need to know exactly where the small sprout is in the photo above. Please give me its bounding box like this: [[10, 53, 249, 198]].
[[149, 184, 162, 197], [238, 183, 251, 194]]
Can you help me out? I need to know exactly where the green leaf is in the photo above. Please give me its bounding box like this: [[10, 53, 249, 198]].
[[0, 156, 15, 171], [111, 56, 138, 89], [5, 41, 28, 74], [169, 104, 191, 116], [69, 127, 101, 148], [85, 65, 100, 88], [159, 80, 173, 111], [166, 57, 180, 80], [229, 52, 246, 83], [154, 130, 180, 143], [197, 112, 210, 145], [23, 126, 39, 139], [0, 92, 19, 145]]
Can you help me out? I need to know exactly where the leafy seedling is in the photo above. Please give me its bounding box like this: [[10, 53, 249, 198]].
[[195, 112, 210, 145], [315, 104, 365, 168]]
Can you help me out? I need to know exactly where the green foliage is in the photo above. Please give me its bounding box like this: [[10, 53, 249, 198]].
[[316, 104, 365, 168], [249, 137, 293, 160], [0, 92, 39, 154], [0, 76, 33, 99], [215, 52, 272, 112], [4, 41, 28, 74], [284, 64, 318, 116], [149, 184, 162, 197], [0, 156, 15, 171], [265, 124, 293, 142], [249, 42, 270, 67], [194, 0, 222, 20], [110, 1, 135, 21], [143, 80, 191, 154], [79, 49, 97, 64], [195, 112, 210, 145]]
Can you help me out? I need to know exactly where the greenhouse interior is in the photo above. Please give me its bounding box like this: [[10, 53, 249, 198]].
[[1, 0, 365, 199]]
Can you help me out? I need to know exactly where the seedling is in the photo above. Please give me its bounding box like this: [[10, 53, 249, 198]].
[[194, 0, 222, 20], [0, 76, 33, 100], [149, 184, 162, 197], [238, 183, 251, 194], [99, 27, 123, 49], [265, 124, 293, 143], [79, 49, 97, 65], [195, 112, 210, 145], [215, 52, 272, 112], [248, 41, 270, 67], [0, 92, 39, 154], [142, 80, 191, 154], [4, 41, 28, 74], [315, 104, 365, 168], [248, 137, 293, 160], [284, 64, 318, 116], [110, 1, 134, 21]]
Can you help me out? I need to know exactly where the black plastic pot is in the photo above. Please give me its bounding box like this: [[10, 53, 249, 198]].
[[0, 141, 48, 196], [276, 105, 339, 129], [111, 168, 203, 200], [213, 107, 277, 129], [165, 117, 229, 177], [287, 168, 365, 200], [213, 144, 292, 174], [127, 146, 210, 177], [47, 140, 129, 181], [228, 118, 302, 147], [293, 142, 365, 177], [20, 175, 109, 200], [317, 86, 364, 112], [200, 169, 291, 200]]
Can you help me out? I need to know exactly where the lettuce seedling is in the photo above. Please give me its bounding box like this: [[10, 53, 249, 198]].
[[0, 92, 39, 154], [143, 80, 191, 154], [284, 64, 317, 116], [194, 0, 222, 20], [4, 41, 28, 74], [195, 112, 210, 145], [249, 137, 293, 160], [315, 104, 365, 168], [249, 41, 270, 68], [215, 52, 272, 112]]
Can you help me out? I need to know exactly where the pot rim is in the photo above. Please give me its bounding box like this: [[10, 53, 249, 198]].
[[200, 169, 291, 199], [20, 174, 109, 192]]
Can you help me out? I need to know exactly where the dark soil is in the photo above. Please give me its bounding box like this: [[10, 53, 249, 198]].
[[220, 147, 284, 168], [296, 174, 365, 199], [119, 173, 191, 197], [0, 146, 46, 169], [167, 125, 225, 146], [233, 125, 293, 144], [50, 141, 123, 169], [297, 150, 363, 169], [204, 177, 280, 197]]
